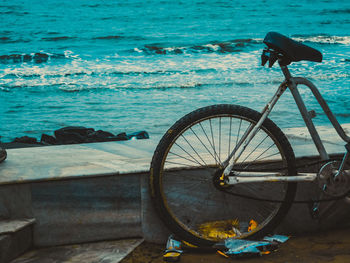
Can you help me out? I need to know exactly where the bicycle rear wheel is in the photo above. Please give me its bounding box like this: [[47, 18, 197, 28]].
[[150, 104, 297, 247]]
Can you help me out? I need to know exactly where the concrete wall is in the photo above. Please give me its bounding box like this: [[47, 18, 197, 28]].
[[1, 159, 350, 248], [141, 172, 170, 243], [0, 184, 32, 220], [31, 174, 142, 247]]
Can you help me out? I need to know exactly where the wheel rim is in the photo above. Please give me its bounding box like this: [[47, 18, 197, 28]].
[[158, 113, 290, 243]]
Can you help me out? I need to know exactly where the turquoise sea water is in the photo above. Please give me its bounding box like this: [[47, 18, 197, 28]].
[[0, 0, 350, 142]]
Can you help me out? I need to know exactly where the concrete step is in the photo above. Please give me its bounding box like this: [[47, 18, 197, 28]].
[[0, 218, 35, 263], [11, 238, 143, 263]]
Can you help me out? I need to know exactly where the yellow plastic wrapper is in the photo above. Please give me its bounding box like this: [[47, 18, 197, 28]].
[[198, 219, 240, 239], [248, 219, 258, 232]]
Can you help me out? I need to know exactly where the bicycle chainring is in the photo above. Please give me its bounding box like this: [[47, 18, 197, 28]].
[[317, 160, 350, 197]]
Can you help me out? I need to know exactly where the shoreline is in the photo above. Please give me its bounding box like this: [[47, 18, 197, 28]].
[[0, 127, 150, 149], [2, 123, 349, 150], [0, 142, 45, 149]]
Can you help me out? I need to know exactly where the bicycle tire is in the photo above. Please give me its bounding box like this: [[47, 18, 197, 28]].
[[150, 104, 297, 247]]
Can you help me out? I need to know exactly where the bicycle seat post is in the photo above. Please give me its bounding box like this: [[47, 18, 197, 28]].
[[279, 62, 292, 81]]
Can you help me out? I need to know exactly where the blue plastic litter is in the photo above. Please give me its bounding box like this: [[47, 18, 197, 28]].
[[163, 235, 183, 262], [216, 234, 289, 258], [263, 234, 289, 243]]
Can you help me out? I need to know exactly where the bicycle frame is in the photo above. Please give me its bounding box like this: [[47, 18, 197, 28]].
[[224, 62, 350, 185]]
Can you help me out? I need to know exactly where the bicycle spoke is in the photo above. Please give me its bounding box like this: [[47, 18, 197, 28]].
[[235, 133, 269, 169], [199, 122, 220, 165], [180, 134, 208, 166], [190, 127, 219, 164], [228, 117, 233, 157], [237, 142, 279, 175], [209, 119, 221, 165], [165, 160, 202, 168], [169, 151, 205, 166], [219, 117, 222, 163], [256, 152, 281, 162], [164, 172, 211, 183], [174, 141, 205, 167], [231, 118, 242, 161]]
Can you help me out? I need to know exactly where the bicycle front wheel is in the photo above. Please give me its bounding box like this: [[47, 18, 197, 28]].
[[150, 104, 297, 247]]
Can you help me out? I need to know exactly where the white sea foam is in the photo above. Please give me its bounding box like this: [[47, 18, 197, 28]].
[[294, 35, 350, 45], [2, 48, 349, 93]]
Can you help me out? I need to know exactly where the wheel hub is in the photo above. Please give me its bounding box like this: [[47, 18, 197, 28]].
[[212, 168, 230, 190]]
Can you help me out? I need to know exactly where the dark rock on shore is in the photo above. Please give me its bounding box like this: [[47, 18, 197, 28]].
[[7, 127, 150, 148], [54, 126, 95, 144], [52, 126, 150, 144], [40, 134, 58, 145], [13, 136, 39, 144]]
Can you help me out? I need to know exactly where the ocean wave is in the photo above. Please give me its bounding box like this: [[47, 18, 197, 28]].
[[93, 35, 146, 41], [0, 86, 10, 92], [3, 65, 260, 80], [337, 113, 350, 118], [58, 82, 204, 92], [0, 30, 30, 43], [41, 36, 76, 41], [135, 38, 260, 55], [82, 4, 101, 8], [292, 34, 350, 45], [0, 78, 284, 92], [0, 37, 31, 43], [3, 72, 86, 79], [3, 69, 185, 79], [320, 8, 350, 15], [0, 52, 66, 64], [94, 35, 122, 40], [0, 10, 29, 15], [1, 80, 205, 92]]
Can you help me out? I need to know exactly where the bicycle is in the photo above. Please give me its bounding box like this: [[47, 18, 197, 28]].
[[149, 32, 350, 247]]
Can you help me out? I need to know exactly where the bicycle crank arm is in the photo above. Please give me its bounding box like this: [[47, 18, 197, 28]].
[[226, 172, 317, 185]]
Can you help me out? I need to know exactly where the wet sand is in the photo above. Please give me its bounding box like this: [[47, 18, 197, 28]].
[[121, 227, 350, 263]]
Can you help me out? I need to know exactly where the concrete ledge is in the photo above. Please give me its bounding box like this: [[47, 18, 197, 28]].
[[0, 124, 349, 250], [284, 124, 350, 157], [0, 139, 158, 186]]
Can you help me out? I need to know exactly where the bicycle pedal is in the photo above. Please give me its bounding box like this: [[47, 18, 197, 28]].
[[310, 202, 320, 220]]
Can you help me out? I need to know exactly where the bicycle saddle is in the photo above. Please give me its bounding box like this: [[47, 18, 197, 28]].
[[263, 32, 322, 64]]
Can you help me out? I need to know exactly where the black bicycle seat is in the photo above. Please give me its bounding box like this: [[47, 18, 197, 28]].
[[263, 32, 322, 64]]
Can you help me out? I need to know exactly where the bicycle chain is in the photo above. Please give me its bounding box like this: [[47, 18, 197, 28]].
[[223, 157, 350, 204]]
